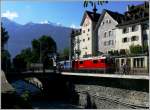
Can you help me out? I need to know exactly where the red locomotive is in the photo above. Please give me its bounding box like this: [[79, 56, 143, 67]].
[[72, 54, 115, 73]]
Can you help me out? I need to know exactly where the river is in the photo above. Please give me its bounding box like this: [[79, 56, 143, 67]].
[[11, 79, 82, 109]]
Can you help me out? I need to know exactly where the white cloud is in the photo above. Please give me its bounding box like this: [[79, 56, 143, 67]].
[[70, 24, 80, 29], [40, 20, 49, 24], [2, 10, 19, 20]]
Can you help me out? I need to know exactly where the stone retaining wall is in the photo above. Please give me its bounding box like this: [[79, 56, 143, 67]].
[[75, 84, 149, 109]]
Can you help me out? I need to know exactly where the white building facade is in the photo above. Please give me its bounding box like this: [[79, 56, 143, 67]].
[[115, 18, 149, 51], [72, 2, 149, 59], [74, 11, 100, 58], [95, 9, 124, 53]]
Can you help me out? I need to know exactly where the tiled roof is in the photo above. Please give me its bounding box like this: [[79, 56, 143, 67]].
[[94, 9, 124, 32], [117, 16, 149, 27], [80, 11, 101, 26], [104, 9, 124, 23], [86, 11, 101, 22], [118, 2, 149, 26]]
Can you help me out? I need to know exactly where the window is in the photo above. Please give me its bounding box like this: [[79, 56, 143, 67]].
[[140, 58, 144, 68], [133, 58, 145, 68], [132, 25, 138, 32], [106, 19, 109, 23], [82, 30, 85, 33], [104, 32, 107, 38], [111, 31, 113, 36], [122, 27, 129, 33], [83, 39, 85, 42], [121, 59, 125, 65], [93, 60, 98, 64], [102, 22, 104, 25], [122, 37, 128, 43], [104, 41, 107, 46], [131, 36, 138, 41], [133, 58, 136, 67], [143, 34, 148, 40], [79, 61, 83, 64], [109, 20, 111, 23], [88, 37, 90, 40], [88, 29, 90, 32], [109, 31, 111, 37], [143, 23, 149, 30], [110, 40, 114, 45], [108, 40, 111, 45]]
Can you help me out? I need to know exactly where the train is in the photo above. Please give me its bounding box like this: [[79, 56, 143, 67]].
[[58, 54, 149, 74], [57, 54, 115, 73]]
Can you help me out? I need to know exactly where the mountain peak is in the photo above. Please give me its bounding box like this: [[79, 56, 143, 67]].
[[1, 17, 22, 27], [39, 20, 63, 27], [2, 18, 72, 58], [25, 22, 35, 26]]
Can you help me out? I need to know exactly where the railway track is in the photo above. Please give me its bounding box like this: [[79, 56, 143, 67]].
[[78, 91, 149, 109]]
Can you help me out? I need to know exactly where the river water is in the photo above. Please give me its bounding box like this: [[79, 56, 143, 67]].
[[11, 79, 82, 109], [11, 80, 41, 95]]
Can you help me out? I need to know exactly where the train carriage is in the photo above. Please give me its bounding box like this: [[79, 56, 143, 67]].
[[72, 54, 115, 73]]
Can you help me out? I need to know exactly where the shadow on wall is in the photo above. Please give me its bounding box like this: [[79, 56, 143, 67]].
[[40, 78, 97, 109], [85, 92, 97, 109]]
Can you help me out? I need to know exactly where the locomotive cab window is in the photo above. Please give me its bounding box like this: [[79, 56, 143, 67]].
[[79, 61, 83, 64], [93, 60, 98, 64]]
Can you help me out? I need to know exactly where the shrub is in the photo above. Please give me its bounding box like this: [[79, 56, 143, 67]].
[[129, 44, 143, 54]]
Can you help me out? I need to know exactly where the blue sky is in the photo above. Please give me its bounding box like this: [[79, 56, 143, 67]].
[[1, 0, 144, 28]]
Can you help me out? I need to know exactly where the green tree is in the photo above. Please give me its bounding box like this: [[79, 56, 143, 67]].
[[58, 48, 70, 60], [13, 35, 57, 71], [32, 35, 57, 69], [31, 39, 40, 62], [13, 54, 27, 72], [1, 25, 11, 72], [129, 44, 143, 54], [12, 48, 32, 72], [1, 50, 11, 72], [63, 48, 69, 60], [1, 25, 9, 50]]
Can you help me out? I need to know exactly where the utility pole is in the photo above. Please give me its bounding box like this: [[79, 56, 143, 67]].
[[77, 36, 80, 59], [40, 41, 42, 63]]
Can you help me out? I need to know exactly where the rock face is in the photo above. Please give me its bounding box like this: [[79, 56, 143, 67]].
[[1, 70, 15, 93]]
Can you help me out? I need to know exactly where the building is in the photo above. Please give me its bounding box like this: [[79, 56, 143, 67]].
[[78, 11, 100, 58], [72, 1, 149, 59], [95, 9, 124, 53], [115, 2, 149, 52], [71, 29, 81, 59]]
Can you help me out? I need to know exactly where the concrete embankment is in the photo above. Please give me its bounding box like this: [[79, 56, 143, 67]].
[[75, 84, 149, 109], [62, 74, 149, 109], [1, 70, 15, 93]]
